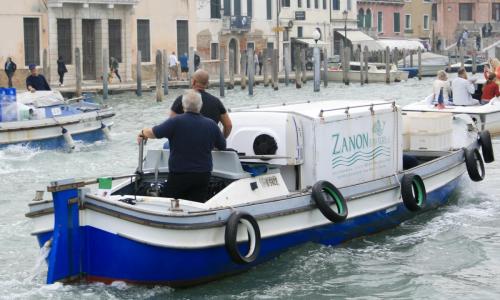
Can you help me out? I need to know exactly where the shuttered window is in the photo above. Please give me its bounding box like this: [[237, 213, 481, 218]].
[[211, 0, 221, 18], [24, 18, 40, 66], [137, 20, 150, 62], [247, 0, 252, 17], [211, 43, 219, 60], [234, 0, 241, 16], [332, 0, 339, 10], [57, 19, 72, 64], [224, 0, 231, 16], [267, 0, 272, 19], [109, 19, 122, 63], [394, 12, 400, 33]]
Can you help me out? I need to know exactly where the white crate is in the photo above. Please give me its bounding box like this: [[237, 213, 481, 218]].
[[405, 112, 453, 134], [409, 129, 452, 151]]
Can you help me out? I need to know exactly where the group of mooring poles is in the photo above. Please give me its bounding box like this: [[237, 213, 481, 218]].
[[66, 43, 425, 103]]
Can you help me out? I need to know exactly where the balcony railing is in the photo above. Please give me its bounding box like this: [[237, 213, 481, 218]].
[[222, 16, 252, 32]]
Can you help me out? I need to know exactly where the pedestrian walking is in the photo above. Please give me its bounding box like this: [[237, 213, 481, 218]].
[[4, 57, 16, 88], [462, 29, 468, 47], [169, 51, 179, 81], [254, 51, 259, 75], [258, 51, 263, 75], [179, 52, 188, 81], [488, 23, 493, 37], [110, 57, 122, 83], [57, 56, 67, 86], [476, 35, 481, 51], [482, 24, 487, 38], [194, 53, 201, 71]]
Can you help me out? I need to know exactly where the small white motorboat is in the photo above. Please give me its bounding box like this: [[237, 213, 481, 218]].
[[327, 62, 408, 83], [398, 52, 449, 77], [0, 90, 114, 150], [403, 96, 500, 135], [26, 100, 492, 286]]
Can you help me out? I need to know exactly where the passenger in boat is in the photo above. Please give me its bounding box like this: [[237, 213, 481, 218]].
[[26, 64, 50, 92], [481, 73, 500, 104], [138, 90, 226, 202], [432, 70, 452, 105], [170, 69, 232, 138], [451, 68, 479, 106]]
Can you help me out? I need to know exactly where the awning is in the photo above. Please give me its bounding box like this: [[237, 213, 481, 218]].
[[295, 38, 329, 47], [336, 30, 384, 51], [376, 39, 425, 51]]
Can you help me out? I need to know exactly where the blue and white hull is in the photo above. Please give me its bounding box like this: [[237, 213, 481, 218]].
[[28, 150, 467, 286], [0, 102, 114, 150]]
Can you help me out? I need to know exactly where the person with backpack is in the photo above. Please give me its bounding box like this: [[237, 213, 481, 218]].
[[4, 57, 17, 88]]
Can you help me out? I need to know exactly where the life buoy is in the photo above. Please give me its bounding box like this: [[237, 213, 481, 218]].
[[311, 181, 348, 222], [401, 173, 426, 212], [464, 148, 485, 182], [479, 130, 495, 163], [224, 211, 261, 264]]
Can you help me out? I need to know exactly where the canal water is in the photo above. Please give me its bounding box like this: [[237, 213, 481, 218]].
[[1, 78, 500, 299]]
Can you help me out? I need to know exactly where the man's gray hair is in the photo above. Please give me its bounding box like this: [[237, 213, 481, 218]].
[[182, 90, 203, 113]]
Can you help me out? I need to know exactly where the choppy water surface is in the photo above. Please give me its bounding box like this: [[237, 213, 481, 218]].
[[1, 78, 500, 299]]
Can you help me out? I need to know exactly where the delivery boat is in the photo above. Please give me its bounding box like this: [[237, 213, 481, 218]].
[[26, 100, 494, 287], [0, 89, 114, 150], [403, 96, 500, 136]]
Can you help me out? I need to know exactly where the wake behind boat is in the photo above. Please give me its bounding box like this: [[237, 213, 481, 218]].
[[26, 100, 493, 287], [0, 90, 114, 150]]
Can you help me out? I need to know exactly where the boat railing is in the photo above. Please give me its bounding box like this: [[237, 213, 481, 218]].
[[45, 174, 139, 193], [318, 101, 396, 117]]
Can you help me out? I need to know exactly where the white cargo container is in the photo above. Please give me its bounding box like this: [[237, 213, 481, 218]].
[[228, 100, 402, 189]]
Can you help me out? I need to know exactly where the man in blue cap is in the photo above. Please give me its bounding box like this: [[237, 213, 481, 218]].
[[26, 64, 51, 92]]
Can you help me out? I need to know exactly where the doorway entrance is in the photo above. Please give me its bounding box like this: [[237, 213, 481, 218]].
[[82, 20, 96, 80]]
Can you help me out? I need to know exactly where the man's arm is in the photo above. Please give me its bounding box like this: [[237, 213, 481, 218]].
[[213, 125, 227, 151], [220, 113, 233, 138], [169, 96, 183, 117]]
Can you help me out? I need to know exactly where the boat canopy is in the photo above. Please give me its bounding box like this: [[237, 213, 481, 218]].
[[16, 91, 65, 107], [376, 39, 424, 51], [336, 30, 384, 51], [398, 52, 449, 66], [295, 38, 329, 47]]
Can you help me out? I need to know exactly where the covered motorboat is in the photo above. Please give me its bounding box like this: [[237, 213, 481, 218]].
[[0, 91, 114, 150], [403, 97, 500, 136], [328, 62, 408, 82], [26, 100, 493, 287], [398, 52, 449, 77]]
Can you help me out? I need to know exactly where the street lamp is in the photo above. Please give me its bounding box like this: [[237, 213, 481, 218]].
[[343, 10, 348, 46], [312, 29, 321, 44]]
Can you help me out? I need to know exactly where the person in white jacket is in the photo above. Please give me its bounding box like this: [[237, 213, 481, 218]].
[[451, 68, 479, 106]]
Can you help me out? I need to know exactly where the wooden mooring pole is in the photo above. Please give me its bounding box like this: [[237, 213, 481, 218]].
[[75, 47, 82, 97], [155, 50, 163, 102], [102, 48, 109, 100], [136, 50, 142, 97]]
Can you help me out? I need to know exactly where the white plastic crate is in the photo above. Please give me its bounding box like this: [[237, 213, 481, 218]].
[[405, 112, 453, 134], [409, 129, 452, 151]]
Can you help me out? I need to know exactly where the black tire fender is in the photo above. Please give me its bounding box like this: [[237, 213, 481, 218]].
[[224, 211, 261, 264], [401, 173, 427, 212], [479, 130, 495, 163], [311, 180, 348, 223], [464, 148, 485, 182]]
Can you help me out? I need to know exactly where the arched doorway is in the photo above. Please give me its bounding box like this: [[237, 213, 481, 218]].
[[228, 38, 239, 74]]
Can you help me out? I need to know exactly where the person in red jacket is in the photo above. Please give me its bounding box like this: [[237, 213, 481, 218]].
[[481, 73, 500, 104]]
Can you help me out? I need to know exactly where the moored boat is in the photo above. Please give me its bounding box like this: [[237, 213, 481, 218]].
[[328, 63, 409, 82], [0, 90, 114, 150], [26, 100, 493, 287]]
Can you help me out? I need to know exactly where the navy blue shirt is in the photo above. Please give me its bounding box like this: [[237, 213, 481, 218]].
[[26, 74, 51, 91], [152, 112, 226, 173]]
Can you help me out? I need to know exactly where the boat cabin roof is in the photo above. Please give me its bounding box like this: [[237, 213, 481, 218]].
[[235, 100, 394, 120]]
